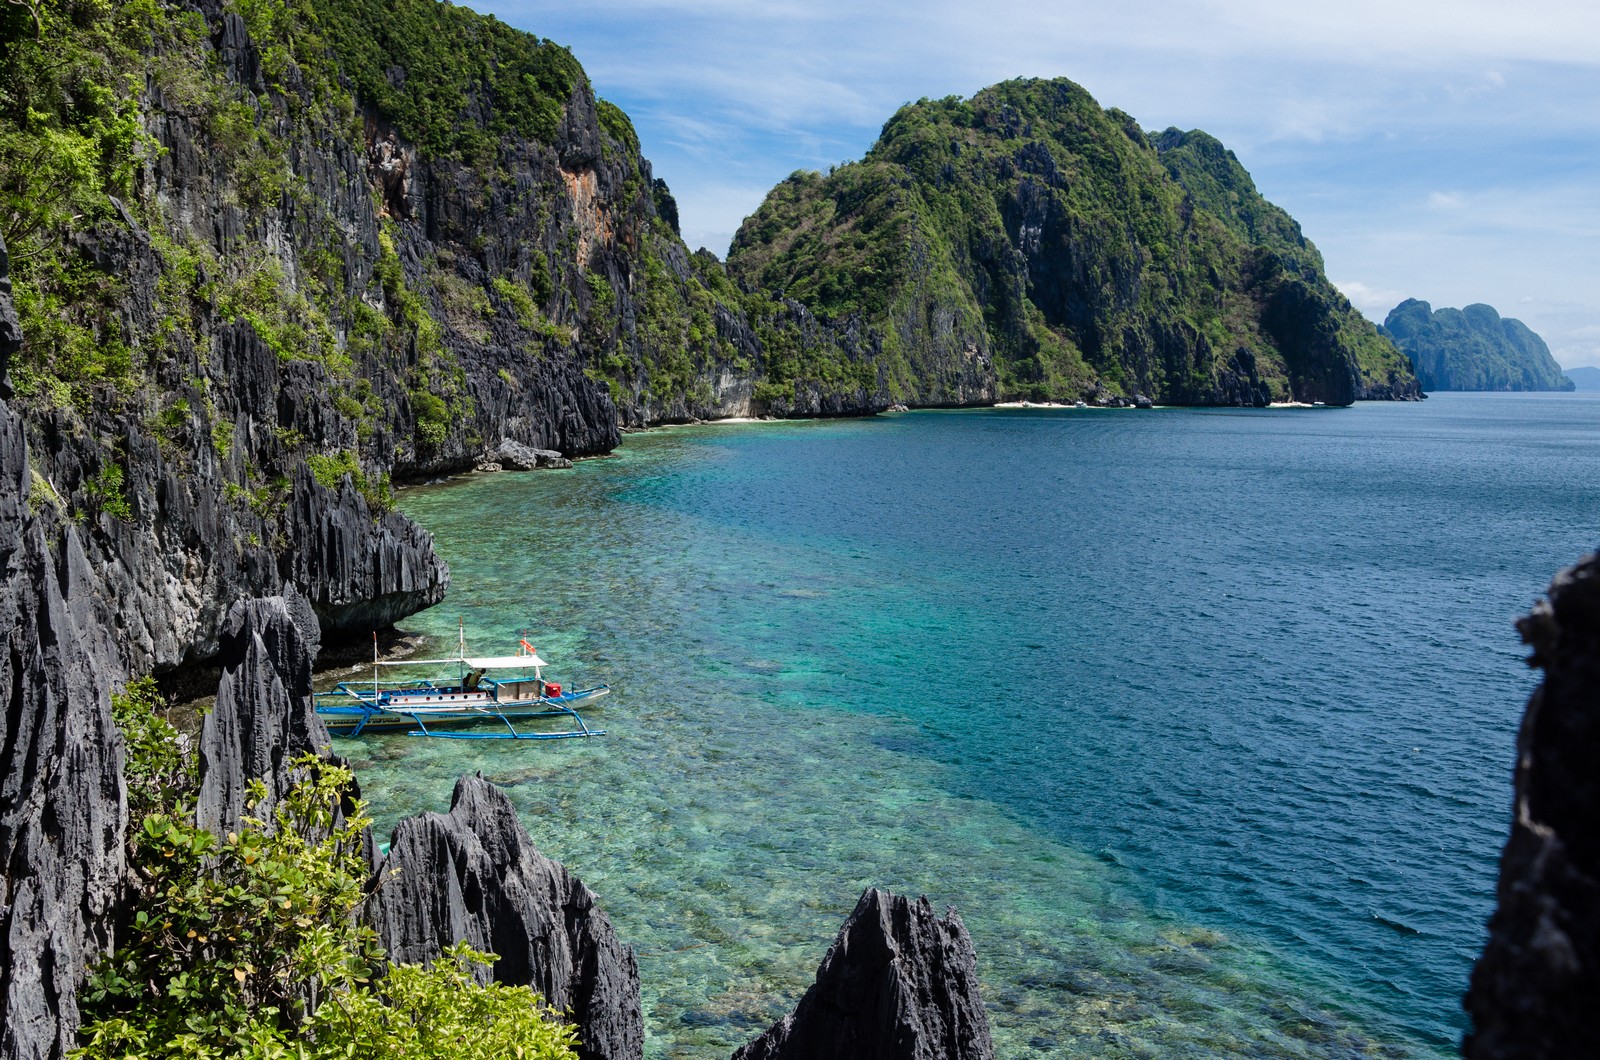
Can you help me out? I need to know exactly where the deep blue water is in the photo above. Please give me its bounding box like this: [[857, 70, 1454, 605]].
[[343, 392, 1600, 1057]]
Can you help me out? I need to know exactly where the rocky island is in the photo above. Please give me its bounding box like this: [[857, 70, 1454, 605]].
[[727, 90, 1419, 407], [1382, 299, 1575, 392]]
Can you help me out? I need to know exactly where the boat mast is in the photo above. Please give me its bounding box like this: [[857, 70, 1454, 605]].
[[519, 632, 545, 688], [458, 616, 466, 683], [372, 630, 378, 703]]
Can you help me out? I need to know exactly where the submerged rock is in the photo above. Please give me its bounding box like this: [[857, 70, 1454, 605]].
[[370, 774, 643, 1060], [1465, 551, 1600, 1057], [733, 888, 994, 1060]]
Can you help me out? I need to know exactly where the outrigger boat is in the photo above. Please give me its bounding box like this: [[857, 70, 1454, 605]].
[[315, 625, 609, 740]]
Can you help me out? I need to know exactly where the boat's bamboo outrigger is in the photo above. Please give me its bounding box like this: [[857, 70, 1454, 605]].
[[315, 621, 609, 740]]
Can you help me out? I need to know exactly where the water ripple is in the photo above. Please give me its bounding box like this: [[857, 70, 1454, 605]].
[[351, 394, 1600, 1058]]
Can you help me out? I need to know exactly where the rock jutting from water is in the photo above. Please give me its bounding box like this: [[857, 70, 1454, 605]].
[[732, 888, 995, 1060], [727, 86, 1420, 407], [369, 774, 644, 1060], [479, 438, 575, 471], [1464, 551, 1600, 1057]]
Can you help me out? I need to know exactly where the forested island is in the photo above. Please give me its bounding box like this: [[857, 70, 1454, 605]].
[[1382, 299, 1574, 392]]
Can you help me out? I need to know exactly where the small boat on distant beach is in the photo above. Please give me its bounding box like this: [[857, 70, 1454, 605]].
[[316, 625, 609, 740]]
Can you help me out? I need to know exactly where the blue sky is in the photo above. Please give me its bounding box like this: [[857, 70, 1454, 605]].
[[475, 0, 1600, 369]]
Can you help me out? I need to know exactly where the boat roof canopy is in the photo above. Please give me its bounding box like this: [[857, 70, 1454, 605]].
[[375, 654, 548, 670], [468, 654, 548, 670]]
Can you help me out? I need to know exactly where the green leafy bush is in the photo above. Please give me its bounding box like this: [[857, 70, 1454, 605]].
[[306, 450, 394, 513], [491, 276, 538, 329], [595, 99, 638, 156], [79, 699, 578, 1060], [585, 271, 614, 314], [408, 385, 444, 437], [110, 676, 192, 824], [211, 419, 236, 461], [83, 462, 133, 521]]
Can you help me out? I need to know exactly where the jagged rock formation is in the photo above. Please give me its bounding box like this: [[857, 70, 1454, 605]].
[[283, 476, 450, 637], [1464, 552, 1600, 1057], [0, 235, 126, 1060], [370, 774, 643, 1060], [733, 889, 994, 1060], [728, 82, 1420, 407], [1383, 299, 1574, 392], [479, 438, 574, 471], [195, 592, 332, 833]]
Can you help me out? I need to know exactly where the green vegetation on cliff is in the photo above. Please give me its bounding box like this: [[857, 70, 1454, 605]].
[[1, 0, 892, 464], [296, 0, 581, 156], [1382, 299, 1574, 392], [0, 0, 172, 406], [1150, 128, 1318, 271], [79, 682, 577, 1060], [729, 80, 1419, 406]]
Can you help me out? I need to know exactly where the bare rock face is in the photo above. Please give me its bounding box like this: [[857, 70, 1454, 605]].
[[370, 774, 643, 1060], [284, 473, 450, 640], [1464, 551, 1600, 1057], [481, 438, 573, 471], [196, 592, 332, 834], [733, 888, 994, 1060], [0, 232, 126, 1060]]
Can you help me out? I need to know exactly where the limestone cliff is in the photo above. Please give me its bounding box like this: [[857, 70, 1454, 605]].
[[0, 0, 884, 685], [1382, 299, 1575, 392], [728, 81, 1420, 407], [370, 776, 644, 1060], [0, 231, 126, 1060]]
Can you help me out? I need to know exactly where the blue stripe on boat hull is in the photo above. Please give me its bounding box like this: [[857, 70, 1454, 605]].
[[316, 686, 609, 738]]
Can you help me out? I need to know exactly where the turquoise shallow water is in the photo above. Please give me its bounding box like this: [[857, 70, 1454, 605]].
[[339, 392, 1600, 1057]]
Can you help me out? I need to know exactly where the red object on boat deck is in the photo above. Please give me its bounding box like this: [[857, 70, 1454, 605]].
[[545, 682, 560, 697]]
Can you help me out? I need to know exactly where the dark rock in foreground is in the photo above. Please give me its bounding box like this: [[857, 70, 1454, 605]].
[[0, 231, 125, 1060], [196, 592, 333, 833], [734, 888, 994, 1060], [1465, 551, 1600, 1057], [285, 473, 449, 640], [370, 774, 643, 1060]]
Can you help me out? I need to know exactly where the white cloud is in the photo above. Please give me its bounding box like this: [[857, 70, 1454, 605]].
[[1333, 280, 1408, 319], [1208, 0, 1600, 66]]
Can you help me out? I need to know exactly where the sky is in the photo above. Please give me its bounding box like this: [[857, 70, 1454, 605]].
[[475, 0, 1600, 369]]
